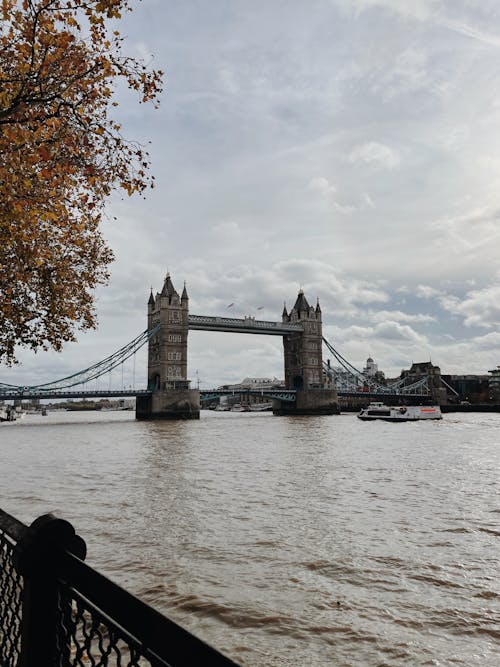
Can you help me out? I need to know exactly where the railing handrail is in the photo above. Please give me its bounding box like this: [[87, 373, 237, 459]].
[[59, 551, 237, 665], [0, 509, 240, 666], [0, 508, 27, 544]]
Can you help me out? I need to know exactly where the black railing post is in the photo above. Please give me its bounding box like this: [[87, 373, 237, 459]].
[[13, 513, 86, 667]]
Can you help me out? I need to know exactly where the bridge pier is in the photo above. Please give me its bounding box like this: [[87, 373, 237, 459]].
[[272, 389, 339, 416], [136, 388, 200, 420]]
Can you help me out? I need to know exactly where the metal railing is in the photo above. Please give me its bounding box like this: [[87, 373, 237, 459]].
[[0, 509, 239, 666]]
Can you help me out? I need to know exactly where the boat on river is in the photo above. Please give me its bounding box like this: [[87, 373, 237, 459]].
[[0, 405, 23, 422], [357, 402, 442, 422], [249, 402, 273, 412], [66, 403, 102, 411]]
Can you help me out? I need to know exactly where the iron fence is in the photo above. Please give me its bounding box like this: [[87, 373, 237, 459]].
[[0, 509, 239, 666]]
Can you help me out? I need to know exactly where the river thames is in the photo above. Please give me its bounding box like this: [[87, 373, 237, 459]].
[[1, 409, 499, 665]]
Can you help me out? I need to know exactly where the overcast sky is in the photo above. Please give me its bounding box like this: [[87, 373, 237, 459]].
[[4, 0, 500, 389]]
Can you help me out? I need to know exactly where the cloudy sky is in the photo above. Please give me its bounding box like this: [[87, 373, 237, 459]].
[[4, 0, 500, 389]]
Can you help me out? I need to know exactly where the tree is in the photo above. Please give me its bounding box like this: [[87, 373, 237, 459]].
[[0, 0, 163, 364]]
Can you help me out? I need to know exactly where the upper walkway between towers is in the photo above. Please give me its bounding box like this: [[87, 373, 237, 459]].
[[188, 314, 302, 335]]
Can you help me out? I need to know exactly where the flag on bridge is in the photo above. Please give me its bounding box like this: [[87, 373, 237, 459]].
[[257, 306, 264, 310], [227, 303, 234, 308]]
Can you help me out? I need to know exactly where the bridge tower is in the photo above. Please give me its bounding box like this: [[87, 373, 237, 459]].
[[146, 273, 189, 390], [276, 290, 339, 415], [282, 290, 323, 389], [136, 274, 200, 420]]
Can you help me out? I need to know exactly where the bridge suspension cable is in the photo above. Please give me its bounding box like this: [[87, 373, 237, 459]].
[[322, 336, 430, 396], [1, 325, 159, 393], [0, 381, 23, 390], [322, 336, 391, 393]]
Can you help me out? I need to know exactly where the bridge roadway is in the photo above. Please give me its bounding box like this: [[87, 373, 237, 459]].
[[0, 389, 151, 401], [200, 388, 297, 402], [337, 391, 429, 400], [0, 387, 430, 402]]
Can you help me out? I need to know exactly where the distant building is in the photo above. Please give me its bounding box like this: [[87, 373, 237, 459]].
[[322, 359, 335, 388], [401, 361, 448, 404], [488, 366, 500, 403], [362, 356, 385, 382], [363, 357, 378, 376], [214, 377, 284, 408], [442, 374, 490, 404], [219, 377, 284, 391]]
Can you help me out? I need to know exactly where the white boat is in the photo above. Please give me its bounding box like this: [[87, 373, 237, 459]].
[[357, 402, 442, 422], [14, 407, 25, 419], [249, 402, 273, 412], [0, 406, 19, 422], [230, 403, 249, 412]]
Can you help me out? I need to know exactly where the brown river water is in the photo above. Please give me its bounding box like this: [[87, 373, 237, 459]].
[[1, 409, 499, 666]]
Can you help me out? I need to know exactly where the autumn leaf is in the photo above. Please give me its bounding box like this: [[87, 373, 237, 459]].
[[38, 145, 51, 161]]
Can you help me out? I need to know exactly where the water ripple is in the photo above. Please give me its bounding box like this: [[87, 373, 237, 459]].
[[2, 410, 500, 666]]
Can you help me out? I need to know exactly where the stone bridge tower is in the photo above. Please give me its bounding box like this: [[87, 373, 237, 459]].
[[282, 290, 323, 389], [146, 273, 189, 390], [136, 274, 200, 420], [278, 289, 339, 415]]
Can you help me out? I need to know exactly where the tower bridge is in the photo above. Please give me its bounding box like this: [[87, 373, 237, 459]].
[[0, 272, 439, 417], [139, 273, 338, 418]]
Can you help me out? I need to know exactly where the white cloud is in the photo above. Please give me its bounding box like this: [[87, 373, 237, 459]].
[[348, 142, 400, 169], [415, 285, 443, 299], [211, 220, 242, 237], [330, 320, 427, 347], [474, 331, 500, 350], [307, 177, 355, 214], [374, 321, 427, 343], [334, 0, 438, 21], [373, 47, 435, 100], [367, 310, 435, 324], [308, 176, 336, 196], [440, 284, 500, 328], [440, 18, 500, 49], [362, 192, 375, 209]]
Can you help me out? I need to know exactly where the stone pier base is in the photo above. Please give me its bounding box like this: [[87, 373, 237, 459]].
[[136, 389, 200, 420], [273, 389, 340, 416]]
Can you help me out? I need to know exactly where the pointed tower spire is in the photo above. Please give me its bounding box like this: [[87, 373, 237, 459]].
[[181, 281, 189, 302], [282, 301, 288, 323], [161, 272, 175, 297], [148, 288, 155, 306], [315, 297, 321, 314], [292, 288, 310, 314]]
